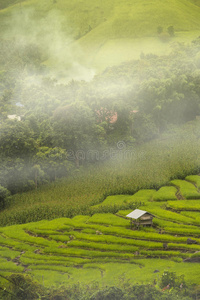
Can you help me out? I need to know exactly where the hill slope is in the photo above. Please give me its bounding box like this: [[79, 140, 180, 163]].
[[1, 0, 200, 39], [1, 0, 200, 71], [1, 177, 200, 288]]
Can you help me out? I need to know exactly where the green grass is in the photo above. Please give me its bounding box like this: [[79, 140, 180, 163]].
[[185, 175, 200, 188], [140, 203, 199, 225], [170, 180, 200, 199], [0, 259, 24, 272], [29, 259, 200, 287], [92, 195, 133, 208], [49, 235, 70, 243], [20, 256, 74, 267], [68, 240, 139, 253], [2, 227, 61, 248], [117, 210, 133, 217], [92, 190, 155, 213], [0, 235, 37, 252], [43, 246, 136, 260], [80, 30, 200, 71], [1, 195, 200, 288], [167, 200, 200, 212], [170, 180, 198, 190], [69, 231, 164, 249], [153, 186, 177, 201], [1, 176, 200, 289], [88, 224, 187, 243], [180, 211, 200, 222], [140, 250, 187, 258], [167, 243, 200, 251], [30, 265, 72, 273], [0, 248, 21, 260], [126, 189, 156, 203], [87, 213, 130, 227], [30, 269, 102, 287], [25, 218, 73, 231], [153, 218, 200, 235], [22, 252, 90, 265]]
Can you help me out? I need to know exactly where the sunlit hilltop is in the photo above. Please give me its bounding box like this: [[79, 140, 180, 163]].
[[1, 0, 200, 72]]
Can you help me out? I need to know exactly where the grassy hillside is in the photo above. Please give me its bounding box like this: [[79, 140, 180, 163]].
[[1, 0, 200, 38], [1, 177, 200, 288], [1, 0, 200, 71], [1, 119, 200, 226]]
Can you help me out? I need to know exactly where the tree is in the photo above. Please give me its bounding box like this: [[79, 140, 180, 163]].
[[0, 185, 10, 209], [0, 119, 37, 160], [31, 164, 44, 189], [34, 147, 71, 181], [0, 157, 35, 194], [132, 112, 159, 142], [167, 25, 175, 37], [53, 101, 106, 166]]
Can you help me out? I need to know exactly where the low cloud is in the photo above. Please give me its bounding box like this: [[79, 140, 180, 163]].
[[3, 7, 95, 82]]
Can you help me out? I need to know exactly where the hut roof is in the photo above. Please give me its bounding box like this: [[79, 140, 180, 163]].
[[126, 209, 153, 220]]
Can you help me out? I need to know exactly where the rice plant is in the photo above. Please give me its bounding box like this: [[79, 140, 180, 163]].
[[153, 186, 177, 201], [185, 175, 200, 189], [87, 213, 130, 227], [170, 180, 200, 199], [167, 200, 200, 212]]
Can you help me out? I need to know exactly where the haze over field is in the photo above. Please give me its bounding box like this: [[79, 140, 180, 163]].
[[1, 0, 200, 75]]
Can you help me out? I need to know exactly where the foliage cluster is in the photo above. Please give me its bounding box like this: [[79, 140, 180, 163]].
[[0, 37, 200, 202]]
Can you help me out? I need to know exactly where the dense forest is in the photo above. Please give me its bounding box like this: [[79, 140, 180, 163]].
[[0, 36, 200, 202]]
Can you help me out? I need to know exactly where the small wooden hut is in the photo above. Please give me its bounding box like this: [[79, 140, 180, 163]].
[[126, 209, 154, 229]]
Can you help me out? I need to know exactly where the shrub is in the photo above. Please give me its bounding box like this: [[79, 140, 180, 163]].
[[3, 273, 46, 300], [0, 185, 10, 209], [167, 25, 175, 37], [160, 271, 186, 289], [90, 286, 124, 300]]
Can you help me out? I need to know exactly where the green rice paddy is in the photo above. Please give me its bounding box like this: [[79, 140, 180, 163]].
[[1, 176, 200, 287]]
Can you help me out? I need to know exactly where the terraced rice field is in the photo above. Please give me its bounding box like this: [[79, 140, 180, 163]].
[[1, 176, 200, 287]]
